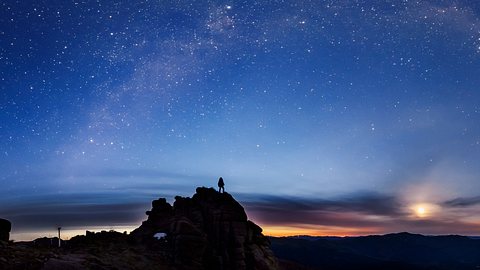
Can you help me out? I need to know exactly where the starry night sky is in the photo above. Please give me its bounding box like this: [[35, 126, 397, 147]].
[[2, 0, 480, 240]]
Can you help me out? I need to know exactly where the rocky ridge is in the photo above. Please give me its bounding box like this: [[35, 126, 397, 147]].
[[132, 186, 278, 270]]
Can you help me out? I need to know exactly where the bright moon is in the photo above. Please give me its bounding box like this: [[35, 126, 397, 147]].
[[414, 205, 429, 218], [411, 203, 440, 218]]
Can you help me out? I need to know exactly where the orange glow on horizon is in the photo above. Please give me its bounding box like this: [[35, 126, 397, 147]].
[[10, 225, 139, 242], [261, 225, 381, 237]]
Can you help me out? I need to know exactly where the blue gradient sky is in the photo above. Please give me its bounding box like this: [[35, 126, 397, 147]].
[[2, 0, 480, 240]]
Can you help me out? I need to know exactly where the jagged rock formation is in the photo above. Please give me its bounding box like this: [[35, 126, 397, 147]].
[[0, 218, 11, 242], [132, 187, 278, 270]]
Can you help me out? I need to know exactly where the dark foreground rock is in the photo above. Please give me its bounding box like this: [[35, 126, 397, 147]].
[[132, 187, 278, 270], [0, 231, 175, 270], [0, 218, 11, 242]]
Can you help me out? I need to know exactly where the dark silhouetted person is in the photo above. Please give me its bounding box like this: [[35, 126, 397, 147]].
[[218, 177, 225, 193]]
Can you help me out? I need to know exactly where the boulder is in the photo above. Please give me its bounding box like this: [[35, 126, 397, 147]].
[[0, 218, 11, 242]]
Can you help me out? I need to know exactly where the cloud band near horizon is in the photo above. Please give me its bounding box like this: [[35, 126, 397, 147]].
[[3, 189, 480, 240]]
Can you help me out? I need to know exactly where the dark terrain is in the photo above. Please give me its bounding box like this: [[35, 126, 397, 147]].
[[270, 232, 480, 270]]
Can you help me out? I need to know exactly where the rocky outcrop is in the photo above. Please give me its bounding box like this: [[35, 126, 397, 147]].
[[0, 218, 11, 242], [132, 187, 278, 270]]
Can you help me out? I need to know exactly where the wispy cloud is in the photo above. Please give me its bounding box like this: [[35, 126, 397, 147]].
[[0, 192, 156, 231], [241, 192, 407, 229], [244, 192, 405, 216], [443, 196, 480, 207]]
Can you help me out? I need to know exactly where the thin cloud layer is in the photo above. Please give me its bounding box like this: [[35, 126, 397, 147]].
[[2, 189, 480, 238], [443, 196, 480, 207], [242, 192, 480, 235], [0, 193, 153, 231]]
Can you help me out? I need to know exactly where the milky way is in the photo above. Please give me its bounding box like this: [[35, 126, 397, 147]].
[[2, 1, 480, 239]]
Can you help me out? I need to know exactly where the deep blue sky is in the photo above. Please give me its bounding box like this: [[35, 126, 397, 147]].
[[2, 0, 480, 239]]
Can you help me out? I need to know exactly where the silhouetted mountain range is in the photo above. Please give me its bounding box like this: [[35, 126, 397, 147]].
[[269, 232, 480, 270]]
